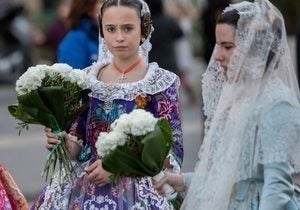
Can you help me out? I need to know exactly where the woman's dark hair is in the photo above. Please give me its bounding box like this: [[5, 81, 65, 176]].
[[217, 9, 240, 28], [217, 7, 282, 71], [67, 0, 100, 29]]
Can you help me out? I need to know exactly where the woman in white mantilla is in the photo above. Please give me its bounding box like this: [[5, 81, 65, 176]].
[[154, 0, 300, 209]]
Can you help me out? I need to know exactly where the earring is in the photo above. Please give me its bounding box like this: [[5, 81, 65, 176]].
[[141, 37, 146, 43]]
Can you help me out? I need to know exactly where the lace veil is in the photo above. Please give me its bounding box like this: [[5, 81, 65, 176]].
[[182, 0, 300, 209], [95, 0, 153, 67]]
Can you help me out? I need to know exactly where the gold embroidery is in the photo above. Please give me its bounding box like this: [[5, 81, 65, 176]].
[[135, 95, 151, 109]]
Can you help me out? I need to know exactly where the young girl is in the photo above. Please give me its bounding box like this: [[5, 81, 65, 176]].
[[31, 0, 183, 209], [154, 0, 300, 209]]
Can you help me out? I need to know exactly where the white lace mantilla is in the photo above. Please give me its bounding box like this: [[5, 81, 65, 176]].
[[201, 60, 225, 133], [85, 62, 179, 102], [182, 0, 300, 209]]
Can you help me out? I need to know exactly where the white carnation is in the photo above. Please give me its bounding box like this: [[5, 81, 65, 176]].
[[111, 113, 131, 133], [96, 131, 127, 157], [16, 65, 46, 95], [96, 109, 159, 158], [15, 63, 91, 95], [69, 69, 90, 89], [127, 109, 158, 136]]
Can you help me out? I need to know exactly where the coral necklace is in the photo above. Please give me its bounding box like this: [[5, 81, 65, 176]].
[[113, 58, 142, 82]]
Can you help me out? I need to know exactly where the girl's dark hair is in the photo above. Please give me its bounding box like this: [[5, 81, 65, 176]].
[[217, 9, 240, 28], [99, 0, 152, 39], [67, 0, 100, 29], [101, 0, 142, 19]]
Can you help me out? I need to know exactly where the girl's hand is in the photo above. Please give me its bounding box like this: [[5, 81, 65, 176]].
[[44, 127, 81, 159], [45, 127, 63, 150], [85, 159, 112, 187], [153, 172, 186, 195]]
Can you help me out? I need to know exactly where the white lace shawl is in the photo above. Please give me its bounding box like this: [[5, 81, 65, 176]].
[[182, 1, 300, 209], [182, 76, 300, 210]]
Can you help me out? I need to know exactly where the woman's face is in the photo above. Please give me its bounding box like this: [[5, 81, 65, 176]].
[[214, 23, 236, 78], [102, 6, 142, 61]]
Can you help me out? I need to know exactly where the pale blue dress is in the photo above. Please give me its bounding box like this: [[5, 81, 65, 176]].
[[183, 102, 300, 210]]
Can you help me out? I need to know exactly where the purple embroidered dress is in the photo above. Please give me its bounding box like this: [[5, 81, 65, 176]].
[[31, 62, 183, 210]]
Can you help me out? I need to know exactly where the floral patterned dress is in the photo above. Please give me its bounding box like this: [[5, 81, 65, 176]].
[[31, 62, 183, 210]]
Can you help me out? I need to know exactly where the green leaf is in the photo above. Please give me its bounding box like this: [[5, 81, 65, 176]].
[[102, 146, 153, 176], [140, 120, 172, 176], [38, 86, 65, 130], [8, 104, 41, 125], [64, 89, 91, 129], [16, 90, 54, 128], [157, 119, 173, 154]]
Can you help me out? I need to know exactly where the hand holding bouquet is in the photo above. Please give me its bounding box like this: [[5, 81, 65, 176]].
[[8, 63, 91, 182], [96, 109, 177, 200]]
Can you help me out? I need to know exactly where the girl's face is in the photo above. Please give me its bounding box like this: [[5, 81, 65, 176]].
[[214, 23, 236, 78], [102, 6, 142, 61]]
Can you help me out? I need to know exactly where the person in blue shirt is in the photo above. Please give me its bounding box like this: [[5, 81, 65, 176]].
[[58, 0, 104, 69]]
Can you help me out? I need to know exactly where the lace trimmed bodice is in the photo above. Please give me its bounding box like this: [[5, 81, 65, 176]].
[[86, 62, 179, 102]]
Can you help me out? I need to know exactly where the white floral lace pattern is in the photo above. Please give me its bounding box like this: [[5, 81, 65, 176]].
[[86, 62, 180, 102], [202, 60, 225, 133]]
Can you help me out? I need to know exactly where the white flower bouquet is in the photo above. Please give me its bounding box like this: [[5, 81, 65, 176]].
[[96, 109, 176, 200], [8, 63, 91, 182]]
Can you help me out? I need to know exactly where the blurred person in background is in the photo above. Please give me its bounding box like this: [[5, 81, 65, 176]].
[[57, 0, 104, 69], [146, 0, 199, 104], [34, 0, 71, 63], [164, 0, 199, 104], [0, 0, 36, 83], [145, 0, 183, 78]]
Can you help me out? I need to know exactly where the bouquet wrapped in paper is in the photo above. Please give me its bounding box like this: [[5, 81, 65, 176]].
[[96, 109, 177, 200], [8, 63, 91, 182]]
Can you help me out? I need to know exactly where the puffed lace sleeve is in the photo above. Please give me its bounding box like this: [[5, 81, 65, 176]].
[[258, 101, 300, 171], [258, 102, 300, 209], [152, 76, 183, 172]]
